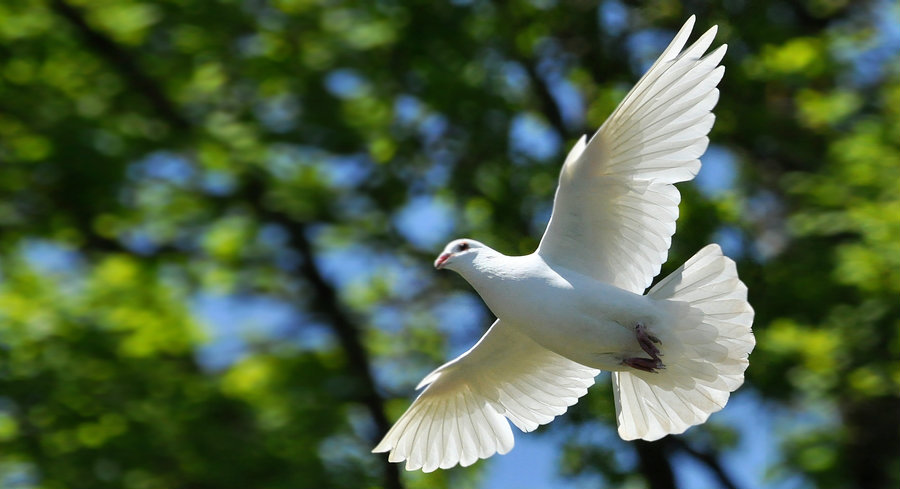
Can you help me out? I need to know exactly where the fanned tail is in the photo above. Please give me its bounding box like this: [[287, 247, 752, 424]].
[[613, 244, 755, 441]]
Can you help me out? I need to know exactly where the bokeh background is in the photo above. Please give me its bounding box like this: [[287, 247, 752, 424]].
[[1, 0, 898, 488]]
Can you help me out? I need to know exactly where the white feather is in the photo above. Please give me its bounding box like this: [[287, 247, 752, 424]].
[[373, 320, 599, 472], [538, 17, 727, 294], [613, 245, 755, 441]]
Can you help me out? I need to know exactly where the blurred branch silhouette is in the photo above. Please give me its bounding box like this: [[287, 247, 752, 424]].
[[47, 2, 401, 488], [49, 0, 190, 130]]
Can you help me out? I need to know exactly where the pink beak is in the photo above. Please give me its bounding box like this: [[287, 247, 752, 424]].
[[434, 252, 451, 269]]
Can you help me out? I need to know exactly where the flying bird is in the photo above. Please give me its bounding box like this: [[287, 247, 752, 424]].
[[373, 16, 755, 472]]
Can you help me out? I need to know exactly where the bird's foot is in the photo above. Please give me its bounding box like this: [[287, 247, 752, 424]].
[[635, 323, 662, 359], [622, 356, 665, 373]]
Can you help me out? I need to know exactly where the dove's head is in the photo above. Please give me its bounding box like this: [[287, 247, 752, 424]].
[[434, 239, 487, 271]]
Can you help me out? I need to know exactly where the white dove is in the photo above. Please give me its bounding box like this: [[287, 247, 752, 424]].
[[373, 16, 755, 472]]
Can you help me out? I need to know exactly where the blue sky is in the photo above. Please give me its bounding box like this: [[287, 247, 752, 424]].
[[479, 389, 824, 489]]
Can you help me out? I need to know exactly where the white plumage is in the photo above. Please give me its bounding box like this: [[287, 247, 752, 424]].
[[374, 16, 754, 471], [615, 244, 755, 440], [376, 321, 598, 472]]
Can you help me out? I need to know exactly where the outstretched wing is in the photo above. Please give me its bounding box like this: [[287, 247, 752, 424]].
[[537, 16, 726, 294], [373, 320, 599, 472]]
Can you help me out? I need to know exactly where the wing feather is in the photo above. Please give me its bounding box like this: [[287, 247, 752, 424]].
[[374, 320, 599, 471], [538, 17, 726, 292]]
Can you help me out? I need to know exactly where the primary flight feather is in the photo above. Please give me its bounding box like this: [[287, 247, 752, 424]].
[[373, 16, 755, 472]]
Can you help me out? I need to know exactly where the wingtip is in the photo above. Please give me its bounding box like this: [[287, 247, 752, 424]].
[[679, 15, 697, 36], [695, 23, 719, 44], [372, 440, 391, 453]]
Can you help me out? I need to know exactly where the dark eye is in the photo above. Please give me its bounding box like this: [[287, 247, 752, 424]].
[[458, 242, 469, 252]]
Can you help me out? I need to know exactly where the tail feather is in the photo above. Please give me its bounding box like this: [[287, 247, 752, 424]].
[[613, 244, 755, 441]]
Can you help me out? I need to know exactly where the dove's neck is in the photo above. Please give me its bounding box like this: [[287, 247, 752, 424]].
[[460, 249, 518, 281], [455, 249, 545, 319]]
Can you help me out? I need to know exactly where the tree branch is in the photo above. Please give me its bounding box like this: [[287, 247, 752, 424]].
[[49, 4, 402, 487], [669, 437, 743, 489], [238, 176, 402, 489], [49, 0, 190, 130], [634, 440, 677, 489], [520, 58, 571, 139], [292, 225, 403, 489]]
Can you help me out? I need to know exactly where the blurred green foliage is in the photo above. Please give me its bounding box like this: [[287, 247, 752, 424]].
[[0, 0, 898, 488]]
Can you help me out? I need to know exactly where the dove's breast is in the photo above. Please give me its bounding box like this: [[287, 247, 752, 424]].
[[466, 253, 665, 370]]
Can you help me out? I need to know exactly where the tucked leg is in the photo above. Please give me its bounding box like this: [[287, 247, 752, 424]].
[[625, 323, 665, 372], [635, 322, 662, 358], [622, 356, 665, 373]]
